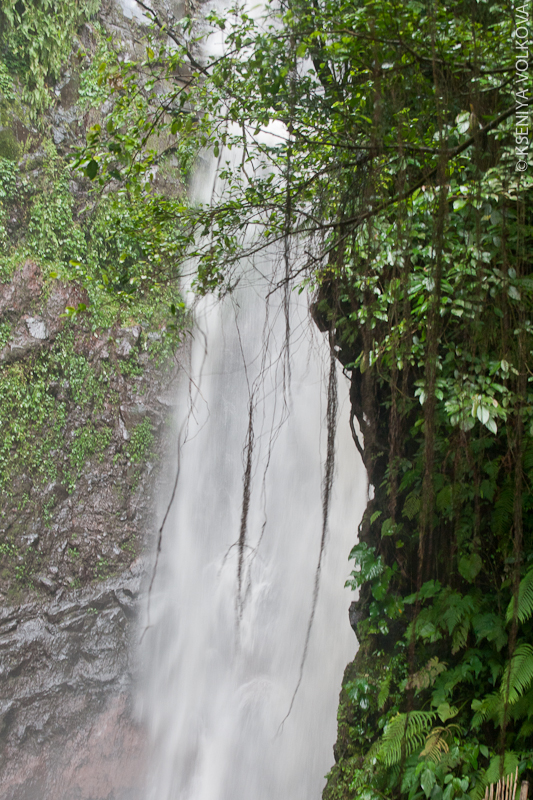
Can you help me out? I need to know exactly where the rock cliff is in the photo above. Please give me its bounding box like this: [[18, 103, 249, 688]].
[[0, 2, 186, 797]]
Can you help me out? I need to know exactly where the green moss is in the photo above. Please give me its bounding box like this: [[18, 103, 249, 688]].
[[0, 157, 18, 198], [0, 134, 186, 337], [0, 537, 40, 590], [0, 128, 20, 160], [0, 62, 15, 104], [95, 555, 112, 580], [119, 352, 144, 378], [0, 328, 114, 496], [120, 536, 136, 557], [27, 141, 85, 265], [0, 541, 16, 558]]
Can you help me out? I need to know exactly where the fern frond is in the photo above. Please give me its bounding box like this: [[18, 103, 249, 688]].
[[376, 711, 436, 767], [518, 719, 533, 740], [403, 492, 420, 520], [407, 657, 447, 691], [377, 674, 391, 710], [471, 691, 504, 728], [484, 753, 519, 787], [452, 622, 469, 654], [507, 685, 533, 721], [470, 753, 519, 800], [501, 643, 533, 704], [420, 725, 459, 763], [506, 566, 533, 626], [493, 484, 514, 536]]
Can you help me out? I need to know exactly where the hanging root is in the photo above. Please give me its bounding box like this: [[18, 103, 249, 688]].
[[279, 345, 338, 730], [141, 319, 210, 643], [236, 396, 255, 622]]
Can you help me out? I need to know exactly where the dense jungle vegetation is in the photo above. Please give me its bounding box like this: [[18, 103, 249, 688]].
[[3, 0, 532, 797], [0, 0, 184, 596]]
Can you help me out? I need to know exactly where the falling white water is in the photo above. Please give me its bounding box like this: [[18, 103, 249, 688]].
[[138, 8, 367, 798], [141, 267, 366, 799]]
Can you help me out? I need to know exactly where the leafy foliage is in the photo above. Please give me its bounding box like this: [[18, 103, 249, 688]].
[[0, 0, 100, 114], [377, 711, 436, 767], [506, 567, 533, 626], [71, 0, 533, 797]]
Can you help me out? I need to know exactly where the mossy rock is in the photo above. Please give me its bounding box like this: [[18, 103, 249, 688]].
[[324, 647, 394, 800], [0, 127, 20, 160]]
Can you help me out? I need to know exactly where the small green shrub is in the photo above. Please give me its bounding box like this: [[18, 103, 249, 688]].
[[0, 329, 113, 495], [0, 0, 101, 115], [28, 142, 85, 266], [0, 158, 18, 199], [78, 33, 113, 110], [127, 418, 155, 464]]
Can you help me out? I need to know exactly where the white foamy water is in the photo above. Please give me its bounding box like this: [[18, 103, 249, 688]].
[[139, 260, 366, 799], [138, 7, 366, 798]]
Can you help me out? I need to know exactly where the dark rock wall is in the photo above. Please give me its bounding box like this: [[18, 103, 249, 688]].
[[0, 564, 146, 800]]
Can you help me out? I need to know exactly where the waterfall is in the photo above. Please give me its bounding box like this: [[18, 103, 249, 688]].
[[138, 11, 367, 800]]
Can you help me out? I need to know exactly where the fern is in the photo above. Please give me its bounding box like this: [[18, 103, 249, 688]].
[[420, 725, 459, 763], [470, 753, 520, 800], [406, 657, 447, 691], [518, 718, 533, 740], [471, 691, 504, 728], [441, 592, 479, 636], [375, 711, 436, 767], [452, 621, 469, 654], [403, 492, 420, 520], [492, 484, 515, 536], [505, 566, 533, 625], [500, 643, 533, 704], [377, 674, 391, 710]]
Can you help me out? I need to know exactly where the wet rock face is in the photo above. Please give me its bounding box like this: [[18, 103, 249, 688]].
[[0, 2, 190, 797], [0, 260, 87, 365], [0, 564, 147, 800], [0, 260, 180, 604], [0, 257, 182, 797]]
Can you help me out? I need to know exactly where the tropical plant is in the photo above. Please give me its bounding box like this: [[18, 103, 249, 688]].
[[0, 0, 101, 114], [72, 0, 533, 797]]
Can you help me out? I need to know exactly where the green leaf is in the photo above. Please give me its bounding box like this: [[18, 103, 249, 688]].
[[421, 769, 436, 798], [500, 644, 533, 704], [482, 753, 519, 791], [476, 405, 490, 425], [458, 553, 483, 583], [486, 416, 498, 434], [376, 711, 436, 766], [506, 566, 533, 625], [85, 159, 99, 180], [436, 702, 458, 722]]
